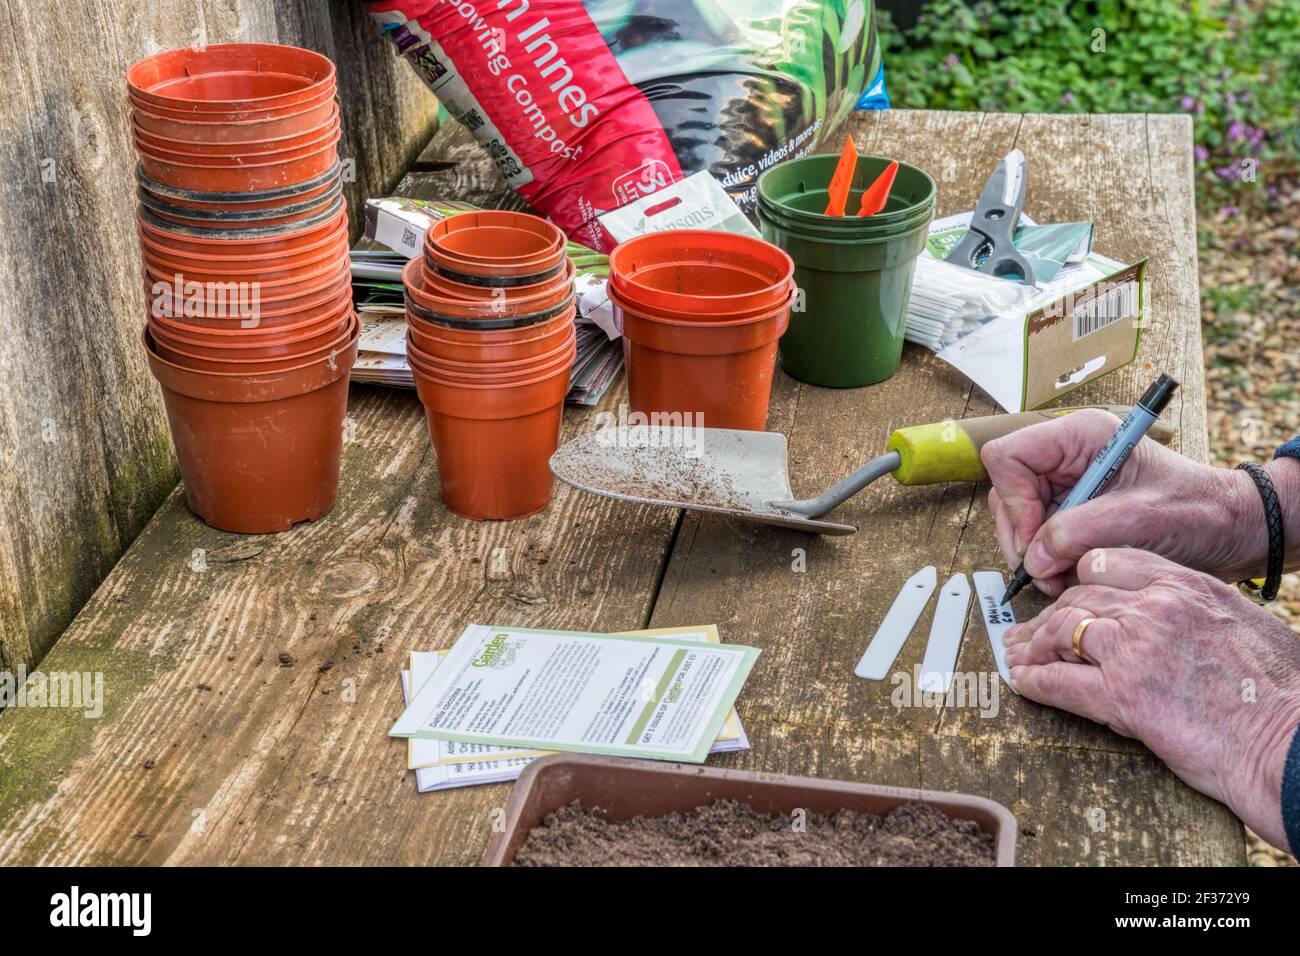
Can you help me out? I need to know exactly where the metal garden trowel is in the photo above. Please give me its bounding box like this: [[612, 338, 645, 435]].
[[550, 406, 1174, 535]]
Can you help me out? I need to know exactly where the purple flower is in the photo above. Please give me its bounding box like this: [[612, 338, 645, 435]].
[[1225, 92, 1237, 108], [1215, 165, 1238, 181], [1228, 120, 1245, 142], [1219, 205, 1239, 219], [1180, 95, 1196, 111], [1060, 91, 1077, 107], [1194, 145, 1209, 162], [945, 52, 959, 68]]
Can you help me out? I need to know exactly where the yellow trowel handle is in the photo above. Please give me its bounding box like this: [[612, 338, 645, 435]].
[[886, 405, 1176, 486]]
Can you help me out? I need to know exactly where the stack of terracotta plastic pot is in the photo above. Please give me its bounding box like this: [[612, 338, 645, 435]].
[[128, 44, 358, 534], [403, 211, 576, 521], [607, 231, 796, 431]]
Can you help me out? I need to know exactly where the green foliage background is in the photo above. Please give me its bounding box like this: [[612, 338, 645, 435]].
[[877, 0, 1300, 214]]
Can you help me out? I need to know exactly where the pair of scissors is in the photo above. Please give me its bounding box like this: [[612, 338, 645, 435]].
[[944, 148, 1036, 287]]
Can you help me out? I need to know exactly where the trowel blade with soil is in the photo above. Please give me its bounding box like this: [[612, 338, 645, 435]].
[[549, 426, 858, 535]]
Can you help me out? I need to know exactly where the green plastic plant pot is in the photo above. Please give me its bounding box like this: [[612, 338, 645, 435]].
[[756, 154, 936, 232], [757, 154, 936, 388]]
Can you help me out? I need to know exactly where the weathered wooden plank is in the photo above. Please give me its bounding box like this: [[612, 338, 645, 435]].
[[0, 0, 438, 676], [647, 110, 1239, 864]]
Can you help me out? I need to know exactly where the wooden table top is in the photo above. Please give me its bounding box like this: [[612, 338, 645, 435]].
[[0, 110, 1241, 865]]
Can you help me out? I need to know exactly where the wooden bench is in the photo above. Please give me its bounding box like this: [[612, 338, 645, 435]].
[[0, 110, 1241, 865]]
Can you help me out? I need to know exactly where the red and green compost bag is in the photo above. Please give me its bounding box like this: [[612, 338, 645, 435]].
[[366, 0, 886, 250]]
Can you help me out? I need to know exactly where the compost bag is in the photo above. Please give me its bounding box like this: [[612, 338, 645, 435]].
[[366, 0, 886, 250]]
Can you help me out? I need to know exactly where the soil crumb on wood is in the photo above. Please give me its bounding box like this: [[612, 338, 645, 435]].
[[510, 799, 996, 866]]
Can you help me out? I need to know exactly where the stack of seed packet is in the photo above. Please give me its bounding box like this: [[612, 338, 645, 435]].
[[395, 624, 754, 793]]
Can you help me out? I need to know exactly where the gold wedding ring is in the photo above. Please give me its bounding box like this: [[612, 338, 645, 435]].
[[1071, 617, 1097, 661]]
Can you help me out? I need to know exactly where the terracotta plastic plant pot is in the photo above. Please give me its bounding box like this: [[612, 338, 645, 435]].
[[409, 344, 574, 393], [407, 328, 577, 383], [149, 308, 353, 361], [129, 82, 335, 123], [421, 257, 575, 303], [136, 161, 341, 211], [143, 265, 351, 322], [136, 201, 347, 256], [137, 177, 342, 229], [131, 106, 339, 156], [135, 130, 340, 192], [133, 121, 340, 165], [136, 220, 347, 271], [150, 288, 352, 341], [150, 312, 357, 373], [403, 257, 574, 327], [407, 304, 576, 364], [424, 211, 566, 285], [405, 301, 575, 347], [147, 280, 351, 333], [132, 93, 339, 144], [127, 44, 336, 113], [411, 360, 571, 521], [609, 230, 795, 317], [143, 252, 349, 303], [142, 322, 357, 534], [141, 234, 350, 284], [612, 282, 792, 432]]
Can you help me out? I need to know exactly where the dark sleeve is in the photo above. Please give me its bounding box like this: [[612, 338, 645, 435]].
[[1285, 724, 1300, 855], [1279, 439, 1300, 853]]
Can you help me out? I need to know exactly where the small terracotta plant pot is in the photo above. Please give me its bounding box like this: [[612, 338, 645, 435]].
[[142, 321, 358, 534], [150, 288, 352, 339], [143, 266, 351, 322], [424, 210, 566, 285], [131, 106, 339, 156], [405, 304, 575, 347], [136, 202, 347, 256], [410, 359, 571, 521], [608, 229, 794, 317], [138, 180, 342, 230], [143, 253, 349, 304], [137, 223, 348, 273], [407, 327, 576, 384], [141, 235, 350, 285], [135, 130, 340, 192], [127, 43, 336, 114], [403, 257, 573, 327], [132, 118, 340, 167], [136, 162, 341, 210], [149, 309, 353, 362], [612, 282, 792, 431], [148, 282, 352, 334], [407, 304, 576, 364], [132, 95, 338, 144], [421, 257, 575, 303], [129, 82, 336, 123], [150, 312, 357, 372]]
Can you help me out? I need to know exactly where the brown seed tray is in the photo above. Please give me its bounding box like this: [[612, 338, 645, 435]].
[[481, 753, 1018, 866]]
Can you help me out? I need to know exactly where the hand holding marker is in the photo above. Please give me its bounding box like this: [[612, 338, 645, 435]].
[[1000, 373, 1180, 604]]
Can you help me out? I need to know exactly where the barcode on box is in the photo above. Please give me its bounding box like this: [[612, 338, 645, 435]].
[[1071, 281, 1138, 340]]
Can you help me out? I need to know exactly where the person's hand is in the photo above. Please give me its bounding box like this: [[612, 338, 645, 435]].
[[981, 408, 1261, 597], [1005, 548, 1300, 852]]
